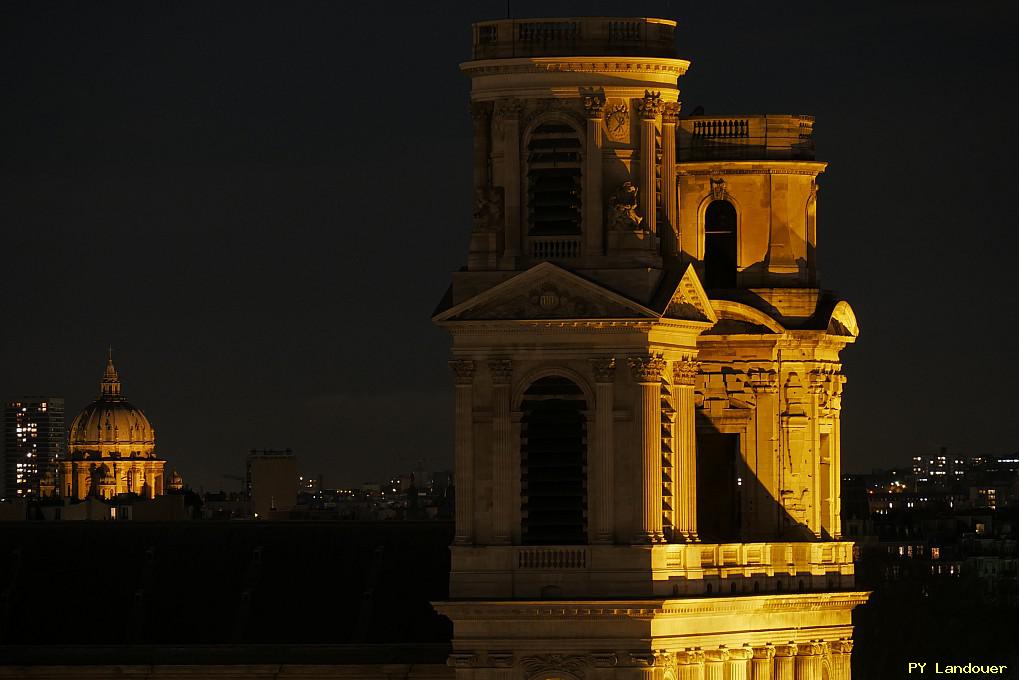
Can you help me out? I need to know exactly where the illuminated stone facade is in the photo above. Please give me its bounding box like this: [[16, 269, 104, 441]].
[[59, 352, 167, 500], [434, 16, 867, 679]]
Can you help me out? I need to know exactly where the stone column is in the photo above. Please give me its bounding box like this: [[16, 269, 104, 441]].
[[794, 643, 823, 680], [750, 645, 775, 680], [704, 649, 728, 680], [583, 95, 606, 257], [628, 354, 667, 543], [774, 644, 797, 680], [661, 101, 680, 254], [470, 102, 493, 191], [677, 650, 705, 680], [673, 358, 700, 541], [591, 357, 616, 544], [637, 90, 664, 236], [489, 358, 513, 544], [727, 647, 754, 680], [829, 640, 853, 680], [628, 653, 661, 680], [496, 98, 525, 264], [450, 359, 476, 545]]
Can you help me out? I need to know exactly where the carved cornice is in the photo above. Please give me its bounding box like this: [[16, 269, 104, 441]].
[[432, 591, 872, 620], [461, 59, 689, 78], [637, 90, 664, 119], [676, 163, 828, 177], [449, 359, 476, 385], [582, 94, 606, 118], [521, 654, 586, 679], [662, 101, 681, 124], [672, 359, 700, 386], [488, 358, 513, 385], [494, 97, 525, 120], [628, 354, 667, 383], [589, 357, 616, 384]]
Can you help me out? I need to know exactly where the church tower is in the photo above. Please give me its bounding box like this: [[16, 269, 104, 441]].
[[434, 17, 866, 679]]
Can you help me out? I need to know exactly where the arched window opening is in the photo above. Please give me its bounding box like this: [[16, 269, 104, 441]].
[[704, 200, 737, 288], [520, 376, 587, 545], [527, 122, 582, 235]]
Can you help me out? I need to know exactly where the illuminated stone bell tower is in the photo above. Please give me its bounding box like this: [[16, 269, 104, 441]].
[[434, 17, 866, 679]]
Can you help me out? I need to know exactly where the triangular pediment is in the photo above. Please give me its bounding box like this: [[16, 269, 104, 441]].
[[433, 262, 658, 322], [658, 264, 718, 323]]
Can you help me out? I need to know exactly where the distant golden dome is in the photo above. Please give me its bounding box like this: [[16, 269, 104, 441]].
[[68, 351, 156, 460]]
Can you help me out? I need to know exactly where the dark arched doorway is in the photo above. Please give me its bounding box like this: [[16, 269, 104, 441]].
[[520, 376, 588, 545]]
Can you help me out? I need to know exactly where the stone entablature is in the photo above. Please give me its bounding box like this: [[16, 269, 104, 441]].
[[435, 593, 865, 680]]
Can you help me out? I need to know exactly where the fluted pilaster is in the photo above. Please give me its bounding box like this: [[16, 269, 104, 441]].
[[638, 90, 663, 236], [774, 644, 797, 680], [661, 101, 679, 252], [629, 354, 667, 543], [673, 358, 700, 541], [450, 359, 476, 545], [591, 357, 616, 543], [751, 645, 775, 680], [584, 95, 606, 256], [489, 358, 513, 544]]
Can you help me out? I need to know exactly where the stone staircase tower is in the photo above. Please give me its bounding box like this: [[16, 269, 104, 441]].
[[434, 16, 867, 680]]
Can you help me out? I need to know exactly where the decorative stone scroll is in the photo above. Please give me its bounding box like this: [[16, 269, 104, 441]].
[[583, 93, 606, 118], [672, 359, 700, 387], [494, 97, 525, 120], [521, 654, 587, 679], [590, 357, 616, 383], [637, 89, 664, 119], [604, 102, 629, 141], [628, 354, 667, 383], [448, 359, 476, 385], [710, 177, 727, 201], [662, 100, 681, 124], [469, 101, 493, 122], [488, 358, 513, 385]]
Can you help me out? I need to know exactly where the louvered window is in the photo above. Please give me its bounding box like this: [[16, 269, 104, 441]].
[[527, 122, 582, 235]]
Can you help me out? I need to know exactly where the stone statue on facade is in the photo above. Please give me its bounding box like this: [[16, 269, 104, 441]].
[[472, 184, 504, 232], [606, 181, 644, 231]]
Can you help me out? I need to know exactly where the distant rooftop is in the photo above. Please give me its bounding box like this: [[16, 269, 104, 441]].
[[470, 17, 678, 60]]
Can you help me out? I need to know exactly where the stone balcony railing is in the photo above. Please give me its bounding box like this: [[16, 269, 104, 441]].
[[528, 235, 582, 260], [678, 114, 816, 161], [451, 541, 856, 599], [471, 17, 678, 60]]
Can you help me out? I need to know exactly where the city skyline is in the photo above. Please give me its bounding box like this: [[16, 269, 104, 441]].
[[2, 1, 1016, 491]]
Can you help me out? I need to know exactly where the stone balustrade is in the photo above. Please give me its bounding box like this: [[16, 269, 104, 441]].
[[471, 17, 677, 59], [678, 114, 816, 161]]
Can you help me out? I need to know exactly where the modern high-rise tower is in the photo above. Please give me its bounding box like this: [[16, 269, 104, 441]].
[[3, 397, 65, 499], [433, 17, 866, 679]]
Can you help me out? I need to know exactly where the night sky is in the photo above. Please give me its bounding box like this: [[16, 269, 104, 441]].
[[2, 1, 1016, 491]]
